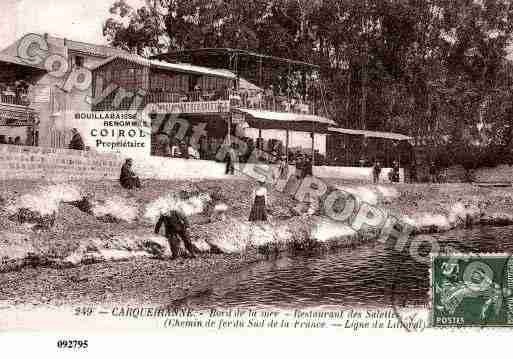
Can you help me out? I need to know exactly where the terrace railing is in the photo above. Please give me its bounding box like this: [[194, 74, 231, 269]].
[[110, 89, 326, 117], [0, 92, 31, 107], [146, 90, 229, 104]]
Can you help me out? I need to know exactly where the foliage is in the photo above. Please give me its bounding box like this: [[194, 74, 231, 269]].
[[103, 0, 513, 168]]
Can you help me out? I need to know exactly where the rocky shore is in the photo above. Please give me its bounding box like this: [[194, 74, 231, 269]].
[[1, 178, 513, 306]]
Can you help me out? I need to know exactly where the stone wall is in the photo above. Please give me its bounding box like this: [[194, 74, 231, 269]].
[[0, 144, 122, 181], [0, 144, 233, 181], [0, 144, 407, 183]]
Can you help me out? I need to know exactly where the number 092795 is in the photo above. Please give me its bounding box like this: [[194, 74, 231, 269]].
[[56, 340, 88, 349]]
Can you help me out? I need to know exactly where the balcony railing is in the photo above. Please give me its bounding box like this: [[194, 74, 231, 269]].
[[146, 90, 228, 104], [1, 92, 31, 107], [0, 86, 36, 127], [144, 89, 321, 115]]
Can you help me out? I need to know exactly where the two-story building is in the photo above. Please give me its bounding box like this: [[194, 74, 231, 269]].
[[0, 33, 128, 147], [1, 34, 414, 171]]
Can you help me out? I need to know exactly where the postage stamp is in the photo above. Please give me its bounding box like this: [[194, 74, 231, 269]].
[[431, 254, 513, 327], [3, 0, 513, 356]]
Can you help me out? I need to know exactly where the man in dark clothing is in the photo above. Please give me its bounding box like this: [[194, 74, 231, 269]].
[[68, 128, 84, 150], [225, 147, 237, 175], [429, 161, 437, 183], [154, 208, 196, 259], [372, 160, 382, 183], [391, 161, 400, 182], [409, 162, 417, 183], [295, 155, 304, 179], [303, 156, 313, 177], [120, 158, 141, 189]]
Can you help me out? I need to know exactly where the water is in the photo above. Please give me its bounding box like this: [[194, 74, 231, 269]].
[[185, 226, 513, 309]]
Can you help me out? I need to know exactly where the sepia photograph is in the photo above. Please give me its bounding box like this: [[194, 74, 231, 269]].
[[1, 0, 513, 352]]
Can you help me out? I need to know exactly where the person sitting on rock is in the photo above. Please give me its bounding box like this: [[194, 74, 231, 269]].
[[119, 158, 141, 190], [154, 192, 197, 260], [68, 128, 85, 151]]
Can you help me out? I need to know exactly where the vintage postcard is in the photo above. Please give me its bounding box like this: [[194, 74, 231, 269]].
[[1, 0, 513, 355]]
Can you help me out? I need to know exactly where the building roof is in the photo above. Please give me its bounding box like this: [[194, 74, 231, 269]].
[[64, 38, 129, 58], [237, 108, 336, 126], [328, 127, 412, 141], [0, 53, 46, 71], [156, 48, 320, 69], [93, 53, 237, 79], [0, 33, 130, 61]]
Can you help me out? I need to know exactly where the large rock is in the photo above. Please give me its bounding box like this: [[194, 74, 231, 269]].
[[205, 218, 252, 253]]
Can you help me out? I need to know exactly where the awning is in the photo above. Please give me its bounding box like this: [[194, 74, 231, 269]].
[[239, 78, 263, 93], [237, 108, 336, 126], [328, 127, 411, 141]]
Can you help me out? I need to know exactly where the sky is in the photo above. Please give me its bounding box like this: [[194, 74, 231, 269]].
[[0, 0, 144, 50]]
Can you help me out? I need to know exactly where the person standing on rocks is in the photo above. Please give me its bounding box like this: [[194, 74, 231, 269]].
[[249, 179, 268, 222], [225, 145, 237, 175], [295, 154, 304, 179], [154, 193, 197, 259]]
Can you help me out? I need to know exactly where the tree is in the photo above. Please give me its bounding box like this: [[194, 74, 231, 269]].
[[103, 0, 167, 55], [102, 0, 513, 169]]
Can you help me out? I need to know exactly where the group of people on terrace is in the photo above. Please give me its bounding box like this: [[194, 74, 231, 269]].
[[235, 85, 313, 115], [152, 80, 317, 115], [0, 81, 31, 106]]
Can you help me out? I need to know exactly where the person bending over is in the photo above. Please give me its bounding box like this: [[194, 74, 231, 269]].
[[154, 207, 196, 259]]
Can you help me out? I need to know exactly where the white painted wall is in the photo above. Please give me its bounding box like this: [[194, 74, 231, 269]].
[[243, 127, 326, 155], [133, 157, 229, 180], [314, 166, 404, 183]]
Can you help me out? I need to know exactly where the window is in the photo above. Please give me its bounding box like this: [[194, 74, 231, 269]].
[[115, 67, 145, 89], [75, 56, 84, 67]]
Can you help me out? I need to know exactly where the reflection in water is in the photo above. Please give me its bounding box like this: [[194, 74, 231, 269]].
[[184, 226, 513, 309]]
